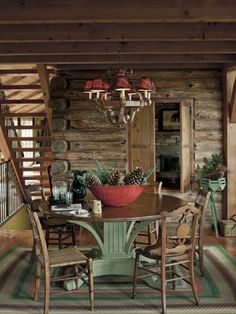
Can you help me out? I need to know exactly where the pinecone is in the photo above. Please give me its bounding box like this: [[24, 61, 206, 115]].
[[107, 169, 122, 185], [205, 165, 226, 180], [123, 167, 144, 185], [85, 174, 102, 187]]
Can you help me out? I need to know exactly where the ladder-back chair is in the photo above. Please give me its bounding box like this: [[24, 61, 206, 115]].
[[134, 181, 162, 246], [132, 204, 200, 314], [25, 184, 77, 249], [26, 205, 94, 314], [194, 190, 211, 276]]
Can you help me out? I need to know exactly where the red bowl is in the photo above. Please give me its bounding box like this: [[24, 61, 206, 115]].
[[89, 185, 144, 207]]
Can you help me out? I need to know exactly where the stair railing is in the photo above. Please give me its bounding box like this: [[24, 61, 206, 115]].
[[0, 160, 24, 225]]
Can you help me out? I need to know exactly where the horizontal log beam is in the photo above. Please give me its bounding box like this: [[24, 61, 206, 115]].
[[0, 23, 236, 42], [55, 63, 226, 70], [0, 54, 235, 64], [0, 1, 236, 23], [1, 41, 236, 55]]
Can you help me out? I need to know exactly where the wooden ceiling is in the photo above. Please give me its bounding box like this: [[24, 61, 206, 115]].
[[0, 1, 235, 70], [0, 1, 236, 112]]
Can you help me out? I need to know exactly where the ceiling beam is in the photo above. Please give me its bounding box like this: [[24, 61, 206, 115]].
[[0, 54, 235, 64], [0, 1, 236, 23], [1, 41, 236, 55], [0, 22, 236, 42]]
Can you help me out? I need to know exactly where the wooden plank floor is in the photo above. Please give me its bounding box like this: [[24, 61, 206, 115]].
[[0, 228, 235, 257]]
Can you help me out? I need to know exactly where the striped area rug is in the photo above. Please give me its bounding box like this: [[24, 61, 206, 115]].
[[0, 245, 235, 314]]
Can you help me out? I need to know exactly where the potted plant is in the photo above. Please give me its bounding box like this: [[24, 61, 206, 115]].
[[195, 153, 227, 237], [79, 161, 155, 207], [195, 153, 226, 191]]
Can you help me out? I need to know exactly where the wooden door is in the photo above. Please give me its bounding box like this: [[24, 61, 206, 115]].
[[128, 105, 155, 181]]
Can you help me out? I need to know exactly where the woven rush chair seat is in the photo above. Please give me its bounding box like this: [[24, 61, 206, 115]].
[[132, 204, 200, 314], [48, 247, 88, 266], [26, 205, 94, 314]]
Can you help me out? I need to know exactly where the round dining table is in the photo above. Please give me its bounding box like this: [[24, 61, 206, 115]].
[[52, 192, 187, 278]]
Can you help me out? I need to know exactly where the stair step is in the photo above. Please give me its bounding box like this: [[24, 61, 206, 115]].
[[9, 136, 52, 141], [6, 125, 47, 130], [23, 175, 48, 180], [16, 157, 53, 162], [22, 167, 46, 171], [0, 99, 44, 104], [0, 84, 41, 90], [12, 147, 51, 152], [2, 112, 46, 117]]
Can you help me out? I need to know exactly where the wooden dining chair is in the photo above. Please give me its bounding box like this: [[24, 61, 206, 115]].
[[25, 184, 77, 249], [134, 181, 162, 246], [132, 204, 200, 314], [194, 189, 211, 276], [26, 205, 94, 314]]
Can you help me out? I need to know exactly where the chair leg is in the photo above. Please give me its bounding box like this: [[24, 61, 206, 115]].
[[189, 260, 200, 306], [198, 242, 205, 276], [45, 227, 50, 248], [44, 267, 51, 314], [88, 258, 94, 311], [30, 239, 36, 263], [34, 260, 41, 301], [72, 225, 76, 246], [171, 265, 176, 290], [59, 230, 63, 249], [132, 252, 140, 298], [154, 221, 159, 242], [161, 263, 167, 314]]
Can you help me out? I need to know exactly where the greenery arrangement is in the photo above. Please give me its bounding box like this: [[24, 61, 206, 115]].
[[79, 161, 155, 187], [195, 153, 226, 180]]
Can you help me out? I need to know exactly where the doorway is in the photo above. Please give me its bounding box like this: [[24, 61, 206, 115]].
[[128, 99, 193, 193]]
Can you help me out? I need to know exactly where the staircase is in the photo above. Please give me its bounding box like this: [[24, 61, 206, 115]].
[[0, 65, 54, 199]]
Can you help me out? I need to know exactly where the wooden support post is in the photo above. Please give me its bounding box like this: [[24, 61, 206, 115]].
[[37, 64, 52, 133], [223, 68, 236, 219]]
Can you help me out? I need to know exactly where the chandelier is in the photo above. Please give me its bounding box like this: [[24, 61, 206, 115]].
[[83, 68, 156, 126]]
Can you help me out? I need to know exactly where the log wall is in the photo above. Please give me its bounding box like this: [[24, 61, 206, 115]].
[[50, 69, 223, 225]]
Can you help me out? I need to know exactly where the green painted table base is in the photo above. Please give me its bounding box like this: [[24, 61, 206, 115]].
[[69, 219, 154, 277]]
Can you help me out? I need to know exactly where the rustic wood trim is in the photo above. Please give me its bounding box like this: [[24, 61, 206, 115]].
[[37, 64, 52, 133], [223, 68, 236, 219], [229, 77, 236, 122], [0, 1, 235, 23]]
